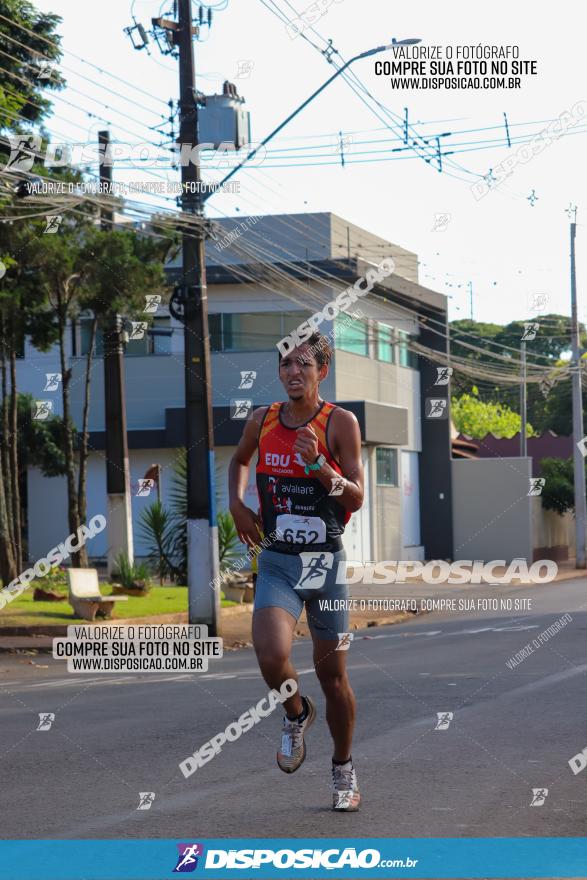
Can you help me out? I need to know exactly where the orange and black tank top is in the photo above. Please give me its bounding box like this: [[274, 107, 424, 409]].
[[256, 401, 350, 555]]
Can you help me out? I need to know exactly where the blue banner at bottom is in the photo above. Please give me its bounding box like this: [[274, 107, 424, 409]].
[[0, 838, 586, 879]]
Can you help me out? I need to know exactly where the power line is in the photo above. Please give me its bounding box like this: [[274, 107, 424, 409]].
[[0, 11, 168, 112]]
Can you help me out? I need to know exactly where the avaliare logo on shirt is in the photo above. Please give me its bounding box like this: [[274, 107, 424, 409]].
[[264, 451, 306, 468]]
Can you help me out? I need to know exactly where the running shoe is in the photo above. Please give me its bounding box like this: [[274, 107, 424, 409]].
[[332, 761, 361, 811], [276, 695, 316, 773]]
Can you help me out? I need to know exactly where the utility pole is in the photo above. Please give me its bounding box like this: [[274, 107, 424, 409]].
[[569, 206, 587, 567], [154, 1, 219, 631], [520, 340, 527, 457], [99, 130, 134, 575]]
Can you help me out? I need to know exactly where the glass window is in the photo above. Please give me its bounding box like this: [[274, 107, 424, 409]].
[[209, 312, 312, 353], [79, 317, 172, 357], [397, 330, 418, 368], [335, 316, 368, 356], [223, 312, 283, 351], [80, 319, 104, 357], [376, 447, 398, 486], [209, 313, 222, 351], [377, 323, 394, 363], [149, 317, 172, 355]]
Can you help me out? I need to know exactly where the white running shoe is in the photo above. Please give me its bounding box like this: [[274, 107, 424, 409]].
[[332, 761, 361, 811], [276, 696, 316, 773]]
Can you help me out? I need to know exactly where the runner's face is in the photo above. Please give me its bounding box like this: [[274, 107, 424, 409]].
[[279, 346, 326, 400]]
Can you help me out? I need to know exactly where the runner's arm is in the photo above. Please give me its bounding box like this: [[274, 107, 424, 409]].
[[324, 408, 364, 512], [294, 409, 364, 512], [228, 407, 267, 546]]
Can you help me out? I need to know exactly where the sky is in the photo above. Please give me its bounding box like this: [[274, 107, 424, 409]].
[[29, 0, 587, 328]]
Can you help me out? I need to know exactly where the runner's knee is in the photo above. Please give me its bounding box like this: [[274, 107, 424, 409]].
[[315, 666, 348, 694], [255, 645, 290, 673]]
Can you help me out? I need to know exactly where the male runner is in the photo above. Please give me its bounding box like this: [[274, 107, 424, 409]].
[[228, 331, 364, 811]]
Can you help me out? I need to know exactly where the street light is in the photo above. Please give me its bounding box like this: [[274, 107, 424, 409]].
[[203, 37, 422, 200]]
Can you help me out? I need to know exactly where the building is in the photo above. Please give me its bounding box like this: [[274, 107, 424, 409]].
[[20, 212, 453, 566]]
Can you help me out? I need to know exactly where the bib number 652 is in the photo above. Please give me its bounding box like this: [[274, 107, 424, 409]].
[[283, 528, 319, 544]]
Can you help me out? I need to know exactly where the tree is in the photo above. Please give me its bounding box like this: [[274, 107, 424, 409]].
[[0, 212, 61, 575], [451, 390, 535, 439], [26, 223, 93, 565], [449, 315, 582, 435], [533, 372, 587, 437], [75, 225, 170, 541], [0, 0, 65, 131], [0, 0, 65, 581], [26, 220, 170, 566], [496, 314, 580, 361], [539, 458, 575, 516]]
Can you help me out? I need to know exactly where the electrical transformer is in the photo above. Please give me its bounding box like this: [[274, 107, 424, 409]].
[[198, 81, 251, 149]]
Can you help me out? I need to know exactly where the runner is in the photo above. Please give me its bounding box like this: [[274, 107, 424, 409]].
[[228, 331, 365, 811]]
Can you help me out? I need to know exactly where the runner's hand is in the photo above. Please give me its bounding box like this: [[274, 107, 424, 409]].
[[294, 425, 319, 465], [231, 502, 263, 548]]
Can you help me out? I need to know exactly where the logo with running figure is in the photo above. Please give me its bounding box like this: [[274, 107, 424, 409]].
[[434, 712, 453, 730], [294, 552, 334, 590], [173, 843, 204, 872]]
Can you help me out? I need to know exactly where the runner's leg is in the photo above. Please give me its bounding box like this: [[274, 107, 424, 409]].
[[252, 606, 303, 717], [312, 635, 355, 761]]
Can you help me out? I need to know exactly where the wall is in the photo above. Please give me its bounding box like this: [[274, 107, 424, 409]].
[[27, 449, 180, 563], [334, 352, 421, 452], [452, 457, 533, 562]]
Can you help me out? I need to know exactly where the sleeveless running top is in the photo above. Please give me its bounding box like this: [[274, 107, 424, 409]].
[[256, 401, 350, 555]]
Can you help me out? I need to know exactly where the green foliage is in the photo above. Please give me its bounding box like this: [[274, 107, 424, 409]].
[[80, 227, 170, 323], [451, 393, 535, 439], [449, 315, 581, 436], [534, 376, 578, 437], [138, 500, 183, 584], [0, 0, 65, 132], [217, 510, 241, 571], [496, 315, 580, 361], [5, 392, 68, 477], [139, 452, 187, 584], [138, 449, 240, 582], [112, 552, 151, 590], [539, 458, 575, 516]]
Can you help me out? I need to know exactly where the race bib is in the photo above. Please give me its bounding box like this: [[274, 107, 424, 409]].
[[276, 514, 326, 545]]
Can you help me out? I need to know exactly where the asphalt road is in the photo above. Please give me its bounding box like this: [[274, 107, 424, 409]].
[[1, 576, 587, 842]]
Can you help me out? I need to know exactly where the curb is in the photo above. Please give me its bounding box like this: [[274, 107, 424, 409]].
[[0, 605, 253, 638]]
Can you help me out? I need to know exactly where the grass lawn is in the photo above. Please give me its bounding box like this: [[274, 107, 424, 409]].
[[0, 584, 236, 628]]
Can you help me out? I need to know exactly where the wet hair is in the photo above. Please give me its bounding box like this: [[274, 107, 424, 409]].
[[278, 331, 333, 368]]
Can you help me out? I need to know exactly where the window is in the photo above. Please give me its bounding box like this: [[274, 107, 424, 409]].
[[376, 447, 399, 486], [149, 318, 173, 355], [78, 316, 172, 357], [334, 316, 368, 356], [208, 311, 311, 353], [209, 313, 222, 351], [377, 323, 394, 363], [80, 318, 104, 357], [397, 330, 418, 368], [223, 312, 282, 351]]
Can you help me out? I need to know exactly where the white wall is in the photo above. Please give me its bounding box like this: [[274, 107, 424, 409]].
[[27, 449, 180, 563]]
